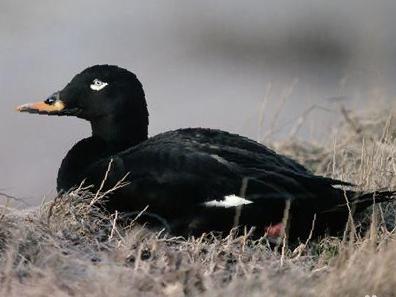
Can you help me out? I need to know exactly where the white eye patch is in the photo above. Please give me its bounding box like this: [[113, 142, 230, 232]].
[[90, 79, 108, 91]]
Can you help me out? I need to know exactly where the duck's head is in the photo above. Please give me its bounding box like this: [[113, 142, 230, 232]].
[[17, 64, 147, 119], [17, 65, 149, 144]]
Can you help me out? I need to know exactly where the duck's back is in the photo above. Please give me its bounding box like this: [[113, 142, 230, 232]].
[[125, 128, 310, 175]]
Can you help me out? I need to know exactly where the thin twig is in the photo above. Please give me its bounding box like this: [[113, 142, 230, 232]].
[[293, 214, 316, 259], [90, 159, 114, 205], [109, 210, 119, 241], [280, 199, 291, 267], [233, 177, 249, 228]]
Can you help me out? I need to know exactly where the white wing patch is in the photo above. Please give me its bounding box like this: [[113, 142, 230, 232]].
[[90, 79, 108, 91], [204, 194, 253, 208]]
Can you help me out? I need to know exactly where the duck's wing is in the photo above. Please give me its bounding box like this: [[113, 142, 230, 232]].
[[162, 128, 311, 174], [81, 139, 242, 216], [158, 128, 351, 189]]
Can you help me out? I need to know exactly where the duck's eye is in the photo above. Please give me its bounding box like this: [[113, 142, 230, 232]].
[[90, 79, 108, 91]]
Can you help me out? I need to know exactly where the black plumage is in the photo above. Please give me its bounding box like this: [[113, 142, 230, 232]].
[[17, 65, 394, 241]]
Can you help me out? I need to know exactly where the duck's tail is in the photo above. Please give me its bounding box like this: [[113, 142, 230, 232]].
[[317, 189, 395, 237], [344, 189, 395, 212]]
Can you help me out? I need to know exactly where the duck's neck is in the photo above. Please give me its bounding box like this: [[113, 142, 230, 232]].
[[90, 113, 148, 151], [57, 113, 148, 192]]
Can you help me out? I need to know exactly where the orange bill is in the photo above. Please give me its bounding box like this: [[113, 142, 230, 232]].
[[16, 101, 65, 114]]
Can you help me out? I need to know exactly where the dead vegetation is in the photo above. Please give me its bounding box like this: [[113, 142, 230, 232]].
[[2, 107, 396, 296]]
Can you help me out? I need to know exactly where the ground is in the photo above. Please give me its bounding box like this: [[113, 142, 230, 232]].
[[1, 107, 396, 297]]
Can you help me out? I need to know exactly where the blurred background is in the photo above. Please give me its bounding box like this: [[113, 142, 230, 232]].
[[1, 0, 396, 206]]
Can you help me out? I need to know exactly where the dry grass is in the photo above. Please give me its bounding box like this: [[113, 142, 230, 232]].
[[2, 107, 396, 296]]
